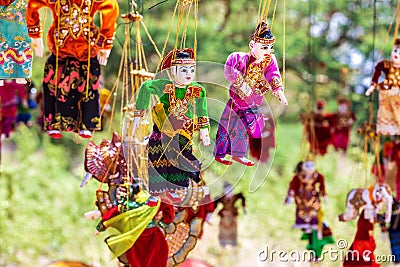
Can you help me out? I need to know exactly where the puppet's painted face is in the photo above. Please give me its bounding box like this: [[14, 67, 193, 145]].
[[249, 41, 274, 61], [338, 104, 349, 113], [302, 161, 315, 175], [173, 64, 195, 86], [392, 45, 400, 65]]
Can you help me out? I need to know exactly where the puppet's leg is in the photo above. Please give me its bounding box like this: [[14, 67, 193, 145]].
[[79, 57, 101, 138]]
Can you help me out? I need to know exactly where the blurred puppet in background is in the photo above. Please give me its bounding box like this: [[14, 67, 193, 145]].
[[331, 97, 356, 153], [300, 100, 334, 156], [285, 160, 333, 261], [214, 182, 246, 247], [214, 20, 286, 167]]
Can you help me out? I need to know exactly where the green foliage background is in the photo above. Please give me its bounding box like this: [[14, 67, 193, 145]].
[[2, 0, 400, 266]]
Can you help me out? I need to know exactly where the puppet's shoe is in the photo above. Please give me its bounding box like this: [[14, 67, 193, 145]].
[[47, 130, 62, 139], [215, 156, 232, 165], [79, 130, 92, 138], [232, 156, 254, 166]]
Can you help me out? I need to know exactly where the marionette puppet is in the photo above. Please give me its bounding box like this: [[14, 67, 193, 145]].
[[285, 160, 327, 232], [132, 48, 211, 197], [0, 79, 26, 139], [214, 20, 287, 167], [285, 160, 334, 261], [95, 183, 175, 267], [0, 0, 32, 85], [331, 97, 356, 153], [213, 182, 246, 247], [26, 0, 119, 138], [300, 100, 334, 156], [342, 210, 381, 267], [365, 38, 400, 135], [338, 183, 392, 224]]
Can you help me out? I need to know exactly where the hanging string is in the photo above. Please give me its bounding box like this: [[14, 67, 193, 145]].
[[270, 0, 278, 31]]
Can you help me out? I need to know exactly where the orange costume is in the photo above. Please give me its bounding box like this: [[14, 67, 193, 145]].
[[25, 0, 118, 137], [26, 0, 118, 60]]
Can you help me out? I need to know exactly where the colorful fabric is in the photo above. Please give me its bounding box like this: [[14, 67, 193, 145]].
[[136, 79, 210, 134], [26, 0, 118, 61], [300, 224, 335, 258], [102, 191, 160, 258], [0, 0, 32, 79], [147, 124, 201, 194], [376, 89, 400, 135], [288, 172, 326, 230], [214, 52, 283, 158], [42, 54, 101, 132], [343, 211, 380, 267], [249, 115, 275, 162], [0, 80, 26, 137]]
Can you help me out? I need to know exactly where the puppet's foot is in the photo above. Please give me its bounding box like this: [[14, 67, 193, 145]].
[[232, 156, 254, 166], [215, 156, 232, 165], [47, 130, 62, 139], [79, 130, 92, 138]]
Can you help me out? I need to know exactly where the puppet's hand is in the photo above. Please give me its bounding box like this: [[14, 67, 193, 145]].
[[97, 49, 111, 66], [31, 38, 44, 57], [273, 90, 288, 105], [200, 128, 210, 146], [365, 85, 376, 96], [84, 210, 101, 220], [284, 196, 294, 205]]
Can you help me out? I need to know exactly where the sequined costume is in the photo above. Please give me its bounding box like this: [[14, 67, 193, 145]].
[[135, 79, 209, 194], [26, 0, 118, 133], [214, 52, 283, 158], [0, 0, 32, 79], [287, 171, 326, 231], [371, 59, 400, 135]]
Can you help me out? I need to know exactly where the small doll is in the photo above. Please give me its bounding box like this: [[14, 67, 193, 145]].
[[214, 20, 286, 167], [285, 160, 326, 232], [300, 100, 334, 156], [214, 181, 246, 247], [132, 48, 210, 197], [0, 0, 32, 84], [26, 0, 119, 138], [331, 97, 356, 153], [96, 183, 175, 267], [365, 38, 400, 135]]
